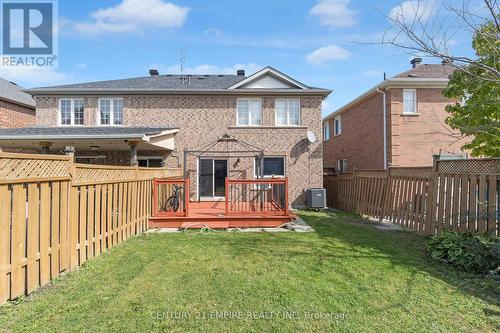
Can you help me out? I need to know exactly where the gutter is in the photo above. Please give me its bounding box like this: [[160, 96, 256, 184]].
[[23, 88, 332, 97], [376, 88, 388, 170]]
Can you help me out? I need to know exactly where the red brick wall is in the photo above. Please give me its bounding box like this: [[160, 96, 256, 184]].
[[323, 93, 385, 172], [0, 99, 35, 128], [389, 88, 467, 167]]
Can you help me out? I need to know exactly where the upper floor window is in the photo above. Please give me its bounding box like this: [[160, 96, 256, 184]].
[[323, 120, 330, 141], [60, 99, 84, 125], [403, 89, 417, 114], [334, 115, 342, 136], [275, 99, 300, 126], [237, 98, 262, 126], [99, 98, 123, 125]]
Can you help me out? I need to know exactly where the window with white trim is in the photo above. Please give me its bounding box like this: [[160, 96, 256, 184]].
[[237, 99, 262, 126], [337, 159, 347, 173], [254, 157, 285, 177], [60, 99, 84, 125], [323, 120, 330, 141], [403, 89, 417, 114], [334, 115, 341, 136], [275, 99, 300, 126], [99, 98, 123, 125]]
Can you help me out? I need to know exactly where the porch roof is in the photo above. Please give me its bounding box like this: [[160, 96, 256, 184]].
[[0, 126, 179, 151]]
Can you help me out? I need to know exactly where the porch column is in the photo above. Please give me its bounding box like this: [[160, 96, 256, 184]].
[[129, 141, 139, 166], [39, 141, 52, 154]]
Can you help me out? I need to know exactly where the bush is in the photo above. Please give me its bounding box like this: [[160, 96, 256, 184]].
[[427, 232, 500, 274]]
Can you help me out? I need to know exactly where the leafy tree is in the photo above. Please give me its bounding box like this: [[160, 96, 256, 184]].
[[443, 21, 500, 157]]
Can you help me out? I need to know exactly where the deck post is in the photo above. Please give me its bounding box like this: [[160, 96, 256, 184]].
[[184, 178, 190, 216], [284, 177, 289, 216], [225, 177, 229, 216], [152, 178, 158, 217]]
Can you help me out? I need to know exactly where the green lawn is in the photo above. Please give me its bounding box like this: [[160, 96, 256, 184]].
[[0, 211, 498, 332]]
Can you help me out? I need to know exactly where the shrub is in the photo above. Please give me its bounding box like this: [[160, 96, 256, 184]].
[[427, 232, 500, 274]]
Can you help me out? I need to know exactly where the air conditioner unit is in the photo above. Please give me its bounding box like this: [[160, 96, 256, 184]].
[[306, 188, 326, 209]]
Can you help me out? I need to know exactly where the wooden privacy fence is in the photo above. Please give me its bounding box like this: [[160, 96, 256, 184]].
[[324, 158, 500, 236], [0, 152, 181, 304]]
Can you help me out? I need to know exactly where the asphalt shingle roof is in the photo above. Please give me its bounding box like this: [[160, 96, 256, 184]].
[[0, 78, 35, 107], [0, 126, 177, 137], [35, 74, 247, 90], [393, 64, 455, 79]]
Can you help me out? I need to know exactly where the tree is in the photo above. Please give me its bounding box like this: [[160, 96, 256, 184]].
[[382, 0, 500, 156], [443, 20, 500, 156]]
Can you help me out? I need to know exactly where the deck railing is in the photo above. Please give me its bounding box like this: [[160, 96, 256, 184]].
[[152, 178, 190, 217], [225, 178, 289, 216]]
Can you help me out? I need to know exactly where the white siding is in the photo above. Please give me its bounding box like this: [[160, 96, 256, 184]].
[[241, 74, 294, 89]]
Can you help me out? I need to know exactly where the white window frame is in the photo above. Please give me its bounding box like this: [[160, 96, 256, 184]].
[[137, 156, 163, 167], [274, 99, 300, 126], [402, 89, 418, 114], [324, 120, 331, 141], [334, 115, 342, 136], [337, 159, 347, 174], [59, 98, 85, 126], [98, 98, 124, 126], [236, 98, 262, 126], [253, 156, 286, 178]]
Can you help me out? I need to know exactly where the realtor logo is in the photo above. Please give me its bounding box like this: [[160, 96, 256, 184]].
[[1, 0, 57, 66]]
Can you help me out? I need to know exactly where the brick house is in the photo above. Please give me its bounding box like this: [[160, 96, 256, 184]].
[[0, 78, 35, 128], [323, 58, 467, 174], [0, 67, 331, 206]]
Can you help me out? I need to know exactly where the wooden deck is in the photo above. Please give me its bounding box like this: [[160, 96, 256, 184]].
[[149, 201, 295, 229]]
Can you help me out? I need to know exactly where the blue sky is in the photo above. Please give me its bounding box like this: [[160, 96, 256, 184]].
[[2, 0, 477, 117]]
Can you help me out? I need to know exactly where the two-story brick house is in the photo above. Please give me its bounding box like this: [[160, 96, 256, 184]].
[[0, 78, 35, 129], [0, 67, 330, 206], [323, 59, 467, 174]]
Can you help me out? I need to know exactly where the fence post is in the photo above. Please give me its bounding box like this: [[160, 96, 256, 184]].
[[425, 156, 439, 235], [152, 179, 158, 218], [379, 168, 391, 222], [64, 146, 78, 270]]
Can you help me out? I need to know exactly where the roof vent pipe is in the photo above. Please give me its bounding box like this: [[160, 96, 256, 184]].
[[149, 69, 159, 76], [410, 58, 422, 68]]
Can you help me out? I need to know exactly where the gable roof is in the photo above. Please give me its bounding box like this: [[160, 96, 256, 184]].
[[25, 66, 331, 96], [323, 63, 456, 121], [0, 78, 35, 108], [228, 66, 310, 89]]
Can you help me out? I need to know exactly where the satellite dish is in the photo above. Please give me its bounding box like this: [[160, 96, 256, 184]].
[[307, 130, 317, 143]]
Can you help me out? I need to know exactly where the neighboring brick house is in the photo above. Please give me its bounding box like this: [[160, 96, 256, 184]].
[[323, 58, 467, 173], [0, 78, 35, 128], [0, 67, 331, 206]]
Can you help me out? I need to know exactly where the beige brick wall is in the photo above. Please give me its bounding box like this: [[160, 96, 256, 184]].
[[323, 93, 385, 171], [35, 95, 324, 206], [389, 88, 466, 167], [0, 99, 35, 128]]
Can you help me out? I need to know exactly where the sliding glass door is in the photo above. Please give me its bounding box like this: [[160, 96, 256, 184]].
[[199, 159, 228, 198]]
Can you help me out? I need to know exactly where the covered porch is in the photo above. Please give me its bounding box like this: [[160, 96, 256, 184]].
[[0, 127, 179, 166]]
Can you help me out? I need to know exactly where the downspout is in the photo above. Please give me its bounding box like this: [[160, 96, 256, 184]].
[[376, 87, 388, 170]]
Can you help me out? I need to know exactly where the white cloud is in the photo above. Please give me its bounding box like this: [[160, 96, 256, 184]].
[[76, 63, 87, 69], [362, 69, 384, 77], [310, 0, 356, 28], [0, 66, 67, 87], [69, 0, 189, 35], [204, 28, 223, 36], [389, 1, 436, 23], [306, 45, 351, 65], [149, 63, 263, 75]]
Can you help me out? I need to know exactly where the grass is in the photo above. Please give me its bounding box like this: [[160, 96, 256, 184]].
[[0, 210, 498, 332]]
